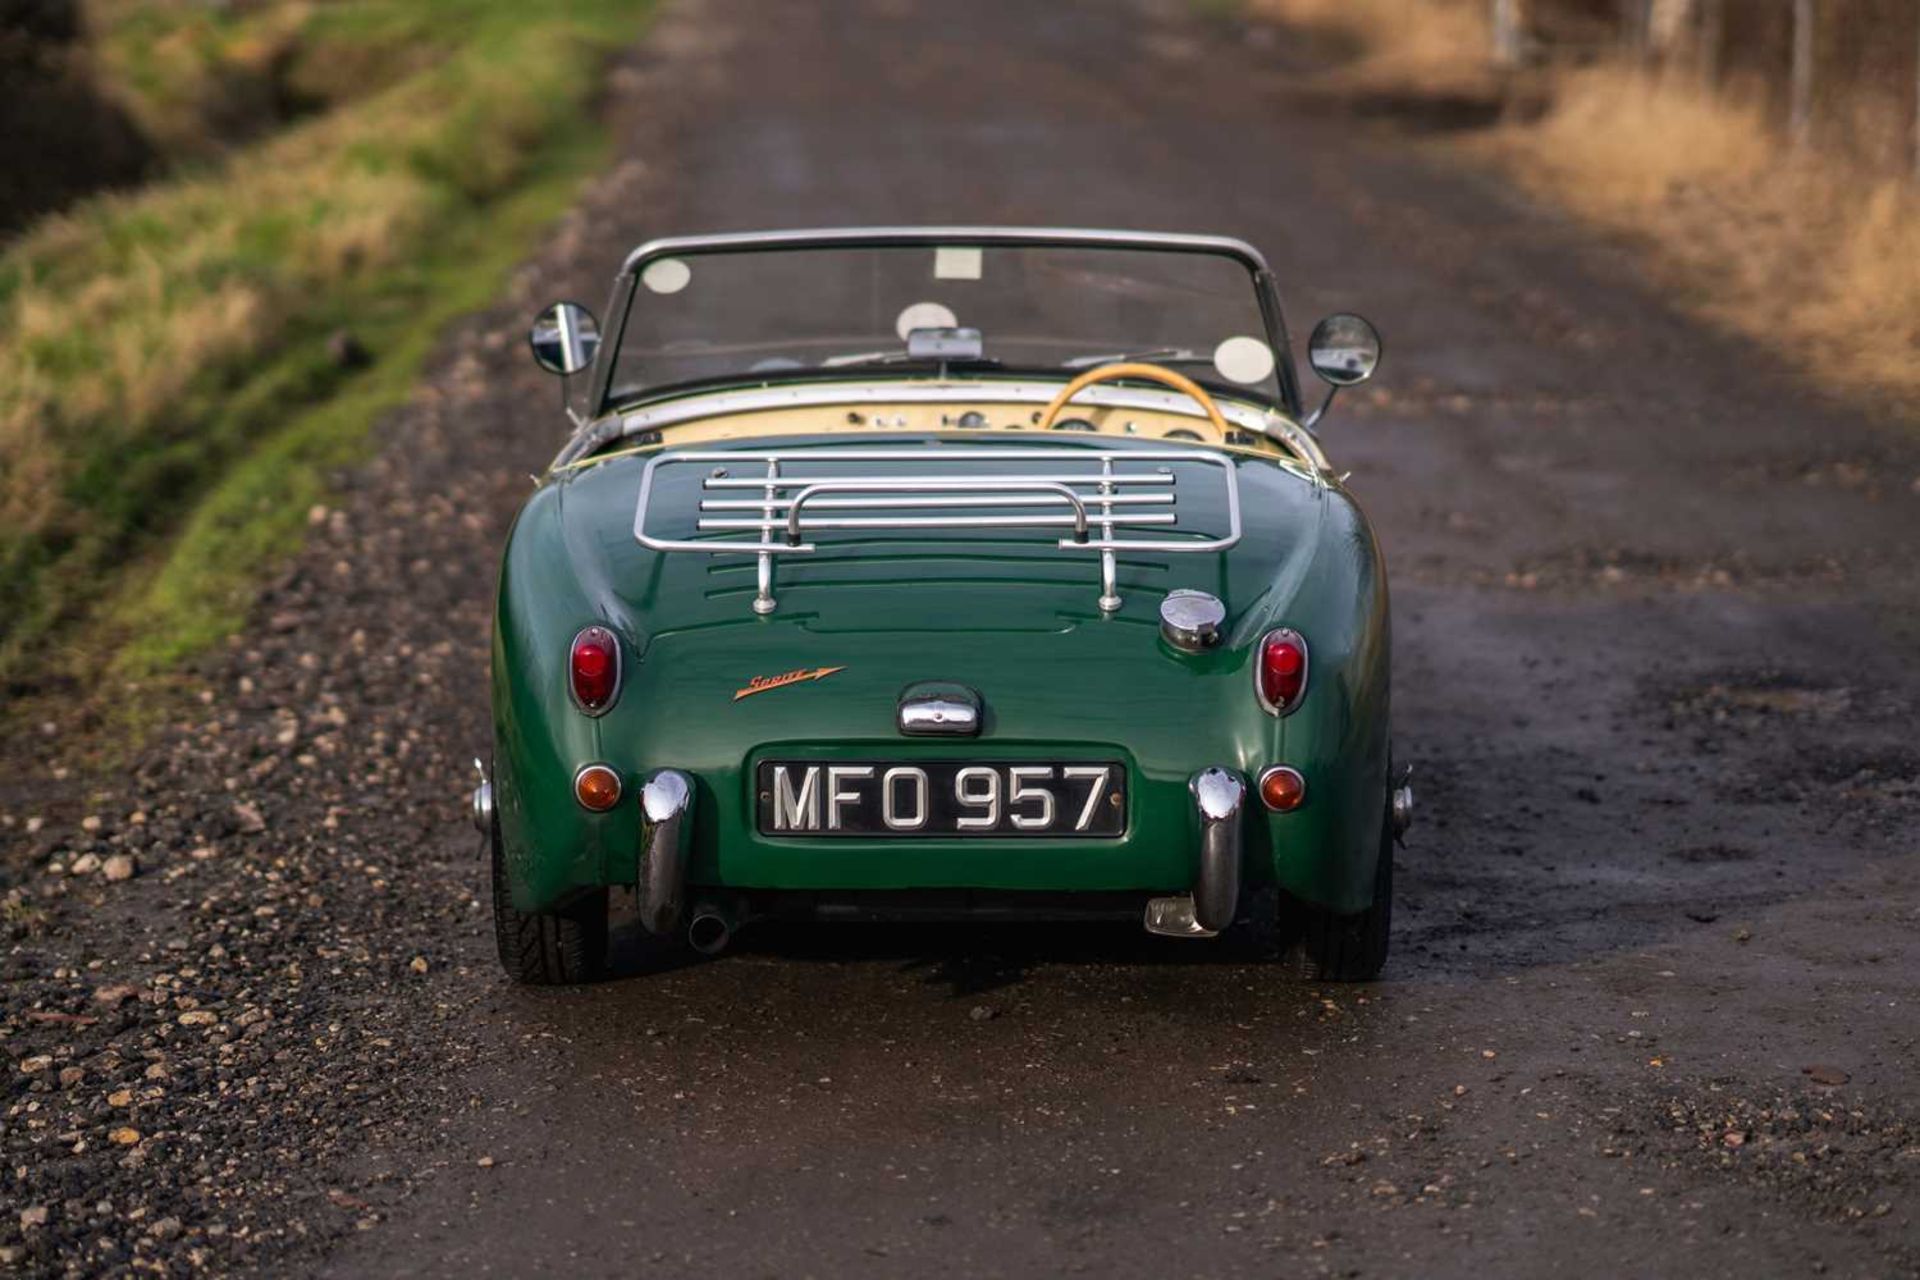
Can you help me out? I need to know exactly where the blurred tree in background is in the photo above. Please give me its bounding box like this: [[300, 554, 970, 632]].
[[1494, 0, 1920, 176]]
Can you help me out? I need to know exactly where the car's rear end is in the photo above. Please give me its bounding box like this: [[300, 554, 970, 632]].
[[482, 429, 1395, 974], [482, 225, 1402, 984]]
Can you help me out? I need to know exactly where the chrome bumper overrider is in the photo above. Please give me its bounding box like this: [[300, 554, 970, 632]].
[[637, 769, 694, 937], [470, 759, 493, 835], [1143, 767, 1246, 938], [1391, 778, 1415, 839]]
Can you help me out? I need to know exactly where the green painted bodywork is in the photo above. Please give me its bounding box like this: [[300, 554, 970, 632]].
[[489, 417, 1391, 919]]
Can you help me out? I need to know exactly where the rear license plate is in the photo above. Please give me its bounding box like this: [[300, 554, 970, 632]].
[[756, 760, 1127, 838]]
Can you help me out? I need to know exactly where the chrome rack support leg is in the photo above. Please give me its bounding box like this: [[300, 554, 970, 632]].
[[753, 457, 779, 615], [1097, 456, 1121, 613]]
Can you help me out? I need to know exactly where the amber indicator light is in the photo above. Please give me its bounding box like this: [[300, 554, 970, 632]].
[[574, 764, 623, 812], [1259, 766, 1306, 812]]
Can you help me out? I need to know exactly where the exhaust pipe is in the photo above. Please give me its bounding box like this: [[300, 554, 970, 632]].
[[687, 902, 735, 956]]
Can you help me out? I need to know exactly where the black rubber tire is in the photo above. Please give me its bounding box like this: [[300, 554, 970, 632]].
[[1282, 809, 1393, 982], [489, 809, 608, 985]]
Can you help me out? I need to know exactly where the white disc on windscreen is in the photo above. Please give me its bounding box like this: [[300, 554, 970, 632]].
[[1213, 335, 1276, 385], [641, 257, 692, 294]]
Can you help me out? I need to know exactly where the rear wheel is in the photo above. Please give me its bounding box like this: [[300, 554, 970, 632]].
[[490, 808, 608, 985], [1281, 808, 1393, 982]]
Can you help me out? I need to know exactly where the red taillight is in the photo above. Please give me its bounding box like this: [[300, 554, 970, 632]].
[[569, 626, 620, 713], [1256, 629, 1308, 714]]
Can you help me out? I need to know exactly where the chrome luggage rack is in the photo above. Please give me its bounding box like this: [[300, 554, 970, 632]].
[[632, 446, 1242, 616]]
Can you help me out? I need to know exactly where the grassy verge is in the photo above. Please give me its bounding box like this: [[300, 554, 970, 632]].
[[0, 0, 654, 689], [1248, 0, 1920, 406], [111, 132, 603, 673]]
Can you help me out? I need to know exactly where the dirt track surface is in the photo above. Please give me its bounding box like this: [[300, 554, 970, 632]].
[[5, 0, 1920, 1275]]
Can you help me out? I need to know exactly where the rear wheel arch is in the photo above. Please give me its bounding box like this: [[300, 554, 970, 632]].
[[1280, 800, 1393, 981], [1253, 500, 1392, 914], [489, 803, 609, 985]]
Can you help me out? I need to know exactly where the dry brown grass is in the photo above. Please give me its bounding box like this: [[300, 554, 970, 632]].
[[1505, 66, 1774, 198], [1487, 65, 1920, 397], [1252, 0, 1494, 96], [1251, 1, 1920, 404]]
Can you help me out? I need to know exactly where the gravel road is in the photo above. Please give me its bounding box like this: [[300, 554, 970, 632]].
[[5, 0, 1918, 1275]]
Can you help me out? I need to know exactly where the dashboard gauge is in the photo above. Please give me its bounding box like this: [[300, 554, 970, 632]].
[[955, 410, 990, 429], [1164, 428, 1204, 442], [1050, 417, 1098, 432]]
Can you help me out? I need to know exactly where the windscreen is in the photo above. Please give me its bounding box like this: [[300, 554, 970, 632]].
[[607, 241, 1283, 406]]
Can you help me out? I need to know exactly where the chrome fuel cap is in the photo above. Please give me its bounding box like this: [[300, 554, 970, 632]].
[[1159, 589, 1226, 652]]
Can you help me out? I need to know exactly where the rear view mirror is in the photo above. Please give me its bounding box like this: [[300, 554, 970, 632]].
[[905, 326, 984, 361], [528, 301, 601, 376], [1308, 313, 1382, 387], [1303, 313, 1382, 428]]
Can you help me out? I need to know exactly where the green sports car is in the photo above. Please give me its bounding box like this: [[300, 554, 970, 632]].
[[478, 227, 1410, 984]]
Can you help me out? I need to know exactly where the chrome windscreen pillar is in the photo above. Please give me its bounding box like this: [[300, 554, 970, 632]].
[[1143, 767, 1245, 937], [637, 769, 694, 937]]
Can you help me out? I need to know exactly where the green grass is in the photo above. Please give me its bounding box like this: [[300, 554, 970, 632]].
[[113, 132, 602, 673], [0, 1, 654, 687], [84, 0, 470, 158]]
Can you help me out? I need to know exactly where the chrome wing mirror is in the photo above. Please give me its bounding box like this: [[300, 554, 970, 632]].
[[528, 301, 601, 376], [1302, 313, 1382, 429]]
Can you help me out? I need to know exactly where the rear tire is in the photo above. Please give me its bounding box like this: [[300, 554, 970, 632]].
[[490, 808, 608, 985], [1281, 809, 1393, 982]]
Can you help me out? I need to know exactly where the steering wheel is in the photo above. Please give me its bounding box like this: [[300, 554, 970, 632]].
[[1037, 362, 1233, 438]]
